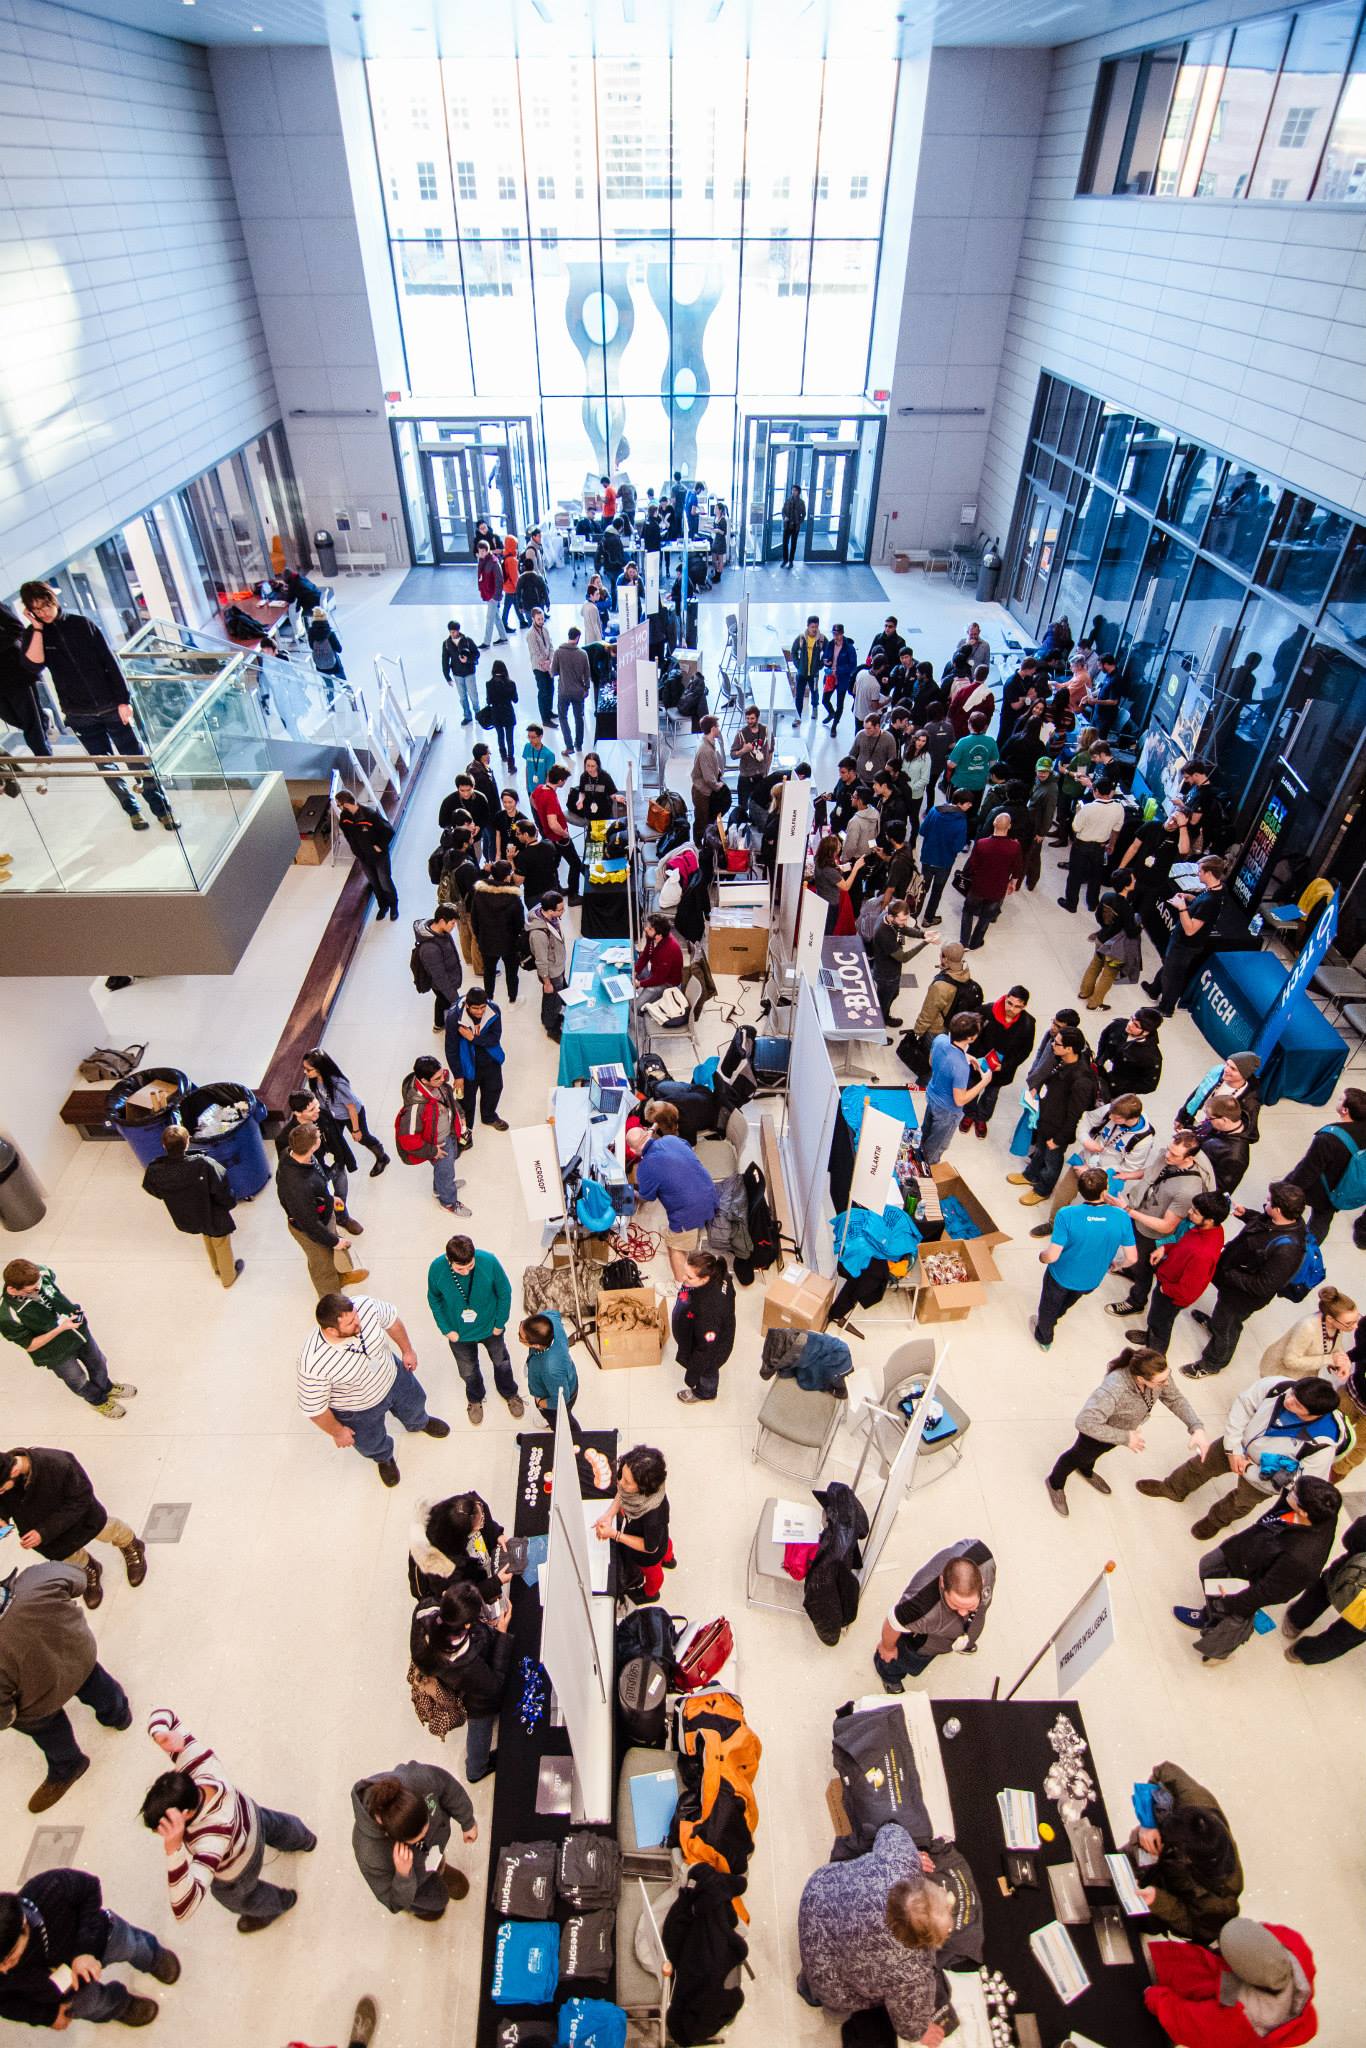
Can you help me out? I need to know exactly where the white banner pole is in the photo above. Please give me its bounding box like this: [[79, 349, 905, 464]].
[[999, 1560, 1118, 1701]]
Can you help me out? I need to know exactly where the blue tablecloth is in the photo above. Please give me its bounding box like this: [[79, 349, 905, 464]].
[[1188, 949, 1348, 1107], [556, 935, 637, 1087]]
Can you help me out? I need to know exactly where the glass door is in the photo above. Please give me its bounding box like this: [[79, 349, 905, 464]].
[[420, 443, 516, 563], [762, 436, 806, 562], [807, 443, 856, 561]]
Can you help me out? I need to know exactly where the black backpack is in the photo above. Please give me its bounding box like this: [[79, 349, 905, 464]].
[[600, 1256, 643, 1293], [615, 1606, 686, 1673], [410, 944, 433, 995], [617, 1657, 669, 1747]]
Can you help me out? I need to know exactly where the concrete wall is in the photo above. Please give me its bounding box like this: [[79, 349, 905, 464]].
[[875, 44, 1051, 559], [977, 0, 1366, 547], [0, 0, 279, 596], [208, 45, 408, 569]]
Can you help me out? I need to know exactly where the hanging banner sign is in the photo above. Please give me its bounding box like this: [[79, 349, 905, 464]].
[[1253, 895, 1338, 1062], [848, 1103, 905, 1213], [776, 774, 812, 867], [1053, 1567, 1118, 1696]]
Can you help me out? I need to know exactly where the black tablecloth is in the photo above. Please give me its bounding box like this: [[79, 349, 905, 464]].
[[931, 1701, 1165, 2048], [475, 1428, 619, 2048], [580, 875, 631, 938]]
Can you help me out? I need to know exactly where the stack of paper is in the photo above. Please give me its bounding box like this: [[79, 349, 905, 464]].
[[599, 945, 632, 966], [771, 1500, 822, 1545], [997, 1787, 1041, 1849], [560, 985, 593, 1009], [1105, 1851, 1149, 1917], [1029, 1919, 1091, 2004]]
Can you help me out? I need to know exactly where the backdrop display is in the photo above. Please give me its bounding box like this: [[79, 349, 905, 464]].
[[786, 975, 840, 1261], [539, 1403, 613, 1824], [820, 935, 883, 1034]]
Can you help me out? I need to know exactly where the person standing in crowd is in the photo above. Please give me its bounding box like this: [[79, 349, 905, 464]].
[[869, 897, 917, 1027], [1138, 1373, 1344, 1538], [1009, 1025, 1098, 1207], [875, 1539, 994, 1693], [1143, 855, 1228, 1017], [1077, 888, 1143, 1013], [398, 1055, 468, 1218], [957, 811, 1022, 951], [673, 1249, 736, 1405], [276, 1125, 368, 1297], [412, 902, 463, 1033], [426, 1234, 523, 1427], [0, 599, 50, 770], [0, 1554, 131, 1811], [917, 792, 975, 927], [277, 1089, 362, 1229], [521, 723, 555, 797], [449, 988, 507, 1133], [407, 1491, 509, 1605], [625, 1124, 719, 1280], [527, 889, 568, 1041], [409, 1584, 512, 1783], [945, 710, 997, 819], [296, 1291, 447, 1489], [1035, 1092, 1155, 1232], [1177, 1050, 1263, 1142], [1173, 1475, 1341, 1662], [690, 714, 727, 844], [1031, 1166, 1136, 1351], [1145, 1917, 1317, 2046], [1095, 1006, 1164, 1099], [469, 860, 526, 1005], [968, 985, 1035, 1137], [482, 659, 518, 772], [1184, 1182, 1309, 1379], [521, 1310, 579, 1436], [918, 1014, 988, 1166], [796, 1824, 954, 2044], [525, 605, 555, 727], [780, 482, 806, 567], [1191, 1093, 1253, 1196], [140, 1706, 316, 1932], [303, 1050, 390, 1175], [441, 619, 480, 724], [0, 1871, 179, 2030], [1020, 757, 1057, 890], [531, 762, 584, 903], [1104, 1131, 1215, 1322], [902, 941, 982, 1078], [19, 581, 179, 832], [141, 1125, 242, 1290], [730, 704, 773, 810], [511, 817, 562, 907], [0, 1447, 147, 1611], [1286, 1087, 1366, 1245], [1127, 1190, 1230, 1357], [475, 539, 506, 648], [789, 615, 826, 721], [0, 1259, 134, 1419], [1283, 1512, 1366, 1667], [821, 623, 858, 731], [1045, 1347, 1209, 1517], [334, 790, 398, 920], [594, 1446, 671, 1604], [854, 712, 897, 788], [550, 626, 590, 755], [351, 1764, 477, 1919]]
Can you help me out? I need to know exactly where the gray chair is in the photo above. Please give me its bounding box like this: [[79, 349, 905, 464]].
[[640, 971, 705, 1065], [753, 1375, 842, 1479], [870, 1337, 971, 1483], [615, 1747, 680, 2047], [746, 1495, 809, 1613]]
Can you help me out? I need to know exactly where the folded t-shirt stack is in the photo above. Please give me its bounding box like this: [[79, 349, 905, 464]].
[[557, 1831, 622, 1910], [561, 1908, 615, 1981], [494, 1840, 558, 1919], [491, 1919, 560, 2005]]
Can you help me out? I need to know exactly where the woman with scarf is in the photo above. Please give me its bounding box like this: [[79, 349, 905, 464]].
[[593, 1445, 672, 1604], [409, 1581, 512, 1782]]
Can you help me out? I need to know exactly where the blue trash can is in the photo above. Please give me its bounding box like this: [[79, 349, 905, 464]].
[[107, 1069, 192, 1169], [179, 1083, 271, 1200]]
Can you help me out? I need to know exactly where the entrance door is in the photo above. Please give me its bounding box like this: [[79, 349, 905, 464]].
[[420, 445, 515, 564], [762, 438, 806, 562], [806, 443, 856, 561]]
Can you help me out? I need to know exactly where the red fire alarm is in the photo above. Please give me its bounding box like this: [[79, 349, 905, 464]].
[[384, 391, 402, 403], [872, 389, 890, 402]]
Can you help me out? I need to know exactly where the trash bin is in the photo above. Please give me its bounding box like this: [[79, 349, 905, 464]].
[[179, 1083, 271, 1200], [107, 1068, 192, 1169], [975, 544, 1002, 602], [313, 528, 338, 578], [0, 1136, 46, 1231]]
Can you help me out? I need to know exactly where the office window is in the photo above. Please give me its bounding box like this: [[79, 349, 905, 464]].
[[1279, 105, 1315, 147], [816, 174, 829, 199], [1196, 15, 1288, 200], [492, 99, 511, 129], [416, 160, 438, 201], [423, 228, 442, 250], [772, 176, 790, 199], [539, 229, 558, 251], [1251, 1, 1361, 200], [449, 97, 470, 129], [497, 173, 517, 200], [537, 174, 555, 201], [387, 174, 399, 202], [411, 99, 430, 130], [733, 177, 751, 199], [456, 161, 477, 200], [849, 174, 869, 199], [1315, 21, 1366, 199], [1079, 44, 1183, 194]]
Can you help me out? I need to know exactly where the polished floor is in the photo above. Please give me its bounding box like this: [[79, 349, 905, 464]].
[[3, 566, 1359, 2046]]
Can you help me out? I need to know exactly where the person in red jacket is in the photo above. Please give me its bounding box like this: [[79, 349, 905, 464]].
[[958, 812, 1023, 950], [1128, 1190, 1230, 1354], [1145, 1917, 1317, 2048], [635, 913, 684, 989], [475, 541, 506, 648]]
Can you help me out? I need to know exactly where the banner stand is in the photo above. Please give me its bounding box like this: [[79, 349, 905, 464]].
[[510, 1121, 601, 1366], [994, 1560, 1118, 1701]]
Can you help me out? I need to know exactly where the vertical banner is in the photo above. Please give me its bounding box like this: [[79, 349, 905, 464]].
[[848, 1103, 905, 1213], [615, 620, 649, 741], [1252, 894, 1337, 1062], [511, 1124, 567, 1222], [619, 579, 640, 631], [795, 887, 825, 986], [776, 773, 813, 867], [636, 654, 659, 735], [644, 549, 661, 618], [737, 596, 749, 682], [860, 1353, 944, 1579]]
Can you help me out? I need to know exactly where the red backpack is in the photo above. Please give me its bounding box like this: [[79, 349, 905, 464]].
[[395, 1077, 455, 1165]]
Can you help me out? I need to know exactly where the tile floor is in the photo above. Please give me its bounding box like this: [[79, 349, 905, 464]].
[[3, 565, 1360, 2046]]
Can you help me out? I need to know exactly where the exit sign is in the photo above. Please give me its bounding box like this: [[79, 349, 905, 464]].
[[384, 391, 402, 403]]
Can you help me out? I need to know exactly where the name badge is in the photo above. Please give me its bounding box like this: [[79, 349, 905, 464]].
[[461, 1308, 478, 1325]]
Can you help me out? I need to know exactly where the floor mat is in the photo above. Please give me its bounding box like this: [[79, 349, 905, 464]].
[[391, 562, 889, 607], [391, 569, 490, 605]]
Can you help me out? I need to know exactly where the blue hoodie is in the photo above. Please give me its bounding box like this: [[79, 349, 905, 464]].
[[919, 801, 970, 870]]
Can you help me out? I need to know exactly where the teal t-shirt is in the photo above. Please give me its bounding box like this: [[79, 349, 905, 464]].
[[1050, 1202, 1135, 1292], [948, 734, 998, 792]]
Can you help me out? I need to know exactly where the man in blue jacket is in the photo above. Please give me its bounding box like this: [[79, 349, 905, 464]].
[[917, 792, 976, 926], [519, 1310, 580, 1441], [626, 1127, 719, 1281], [820, 624, 859, 733]]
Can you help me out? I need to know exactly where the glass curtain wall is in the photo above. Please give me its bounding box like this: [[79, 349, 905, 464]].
[[1001, 369, 1366, 881], [367, 55, 897, 515]]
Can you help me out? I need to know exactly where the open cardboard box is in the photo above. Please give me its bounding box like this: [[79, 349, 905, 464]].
[[761, 1263, 837, 1334], [911, 1237, 1002, 1323], [927, 1163, 1011, 1251], [598, 1285, 669, 1369]]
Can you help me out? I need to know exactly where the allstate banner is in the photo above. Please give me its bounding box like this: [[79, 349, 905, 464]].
[[1253, 896, 1337, 1062]]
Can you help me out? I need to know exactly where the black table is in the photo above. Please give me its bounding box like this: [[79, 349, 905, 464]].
[[930, 1700, 1165, 2048], [475, 1428, 619, 2048], [580, 872, 632, 939]]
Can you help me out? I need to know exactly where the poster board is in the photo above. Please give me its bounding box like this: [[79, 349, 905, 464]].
[[860, 1351, 944, 1579], [786, 976, 840, 1261], [776, 773, 812, 868], [540, 1403, 613, 1822], [511, 1123, 567, 1222], [615, 620, 650, 740], [644, 548, 661, 618]]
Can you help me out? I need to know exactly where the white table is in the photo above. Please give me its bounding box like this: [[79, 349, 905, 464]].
[[812, 974, 890, 1081]]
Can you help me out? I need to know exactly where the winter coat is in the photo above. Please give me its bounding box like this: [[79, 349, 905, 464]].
[[0, 1562, 95, 1728], [1261, 1311, 1345, 1379], [803, 1482, 869, 1646], [275, 1153, 339, 1247], [1214, 1213, 1307, 1311], [426, 1248, 511, 1343], [336, 804, 394, 862], [798, 1824, 942, 2043], [1219, 1375, 1346, 1494], [918, 802, 970, 871], [476, 553, 500, 601], [1195, 1118, 1251, 1195], [911, 966, 980, 1041], [484, 668, 517, 714], [1034, 1057, 1099, 1147], [661, 1865, 748, 2046], [672, 1272, 736, 1373], [824, 638, 858, 692], [1145, 1924, 1317, 2048], [1208, 1500, 1337, 1618], [0, 1448, 108, 1559], [703, 1173, 753, 1260], [351, 1762, 474, 1913], [470, 880, 525, 963], [501, 539, 519, 594], [1076, 1367, 1200, 1446], [527, 906, 568, 982], [888, 1539, 995, 1659], [974, 1002, 1036, 1086], [524, 616, 552, 669], [1136, 1761, 1243, 1944], [740, 1163, 778, 1272], [407, 1491, 505, 1604], [790, 631, 828, 681], [0, 1867, 113, 2028], [690, 734, 727, 803], [1179, 1064, 1262, 1144], [451, 1005, 504, 1084], [442, 631, 479, 680], [409, 1608, 513, 1718], [1287, 1113, 1366, 1212], [142, 1150, 236, 1237], [1096, 1017, 1163, 1098], [25, 610, 127, 723], [412, 917, 464, 1004]]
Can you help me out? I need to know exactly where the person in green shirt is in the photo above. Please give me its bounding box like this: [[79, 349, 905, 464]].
[[519, 1310, 581, 1442], [0, 1258, 135, 1418], [426, 1234, 523, 1427], [946, 709, 999, 820]]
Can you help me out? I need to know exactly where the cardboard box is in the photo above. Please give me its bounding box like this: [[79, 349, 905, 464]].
[[598, 1285, 669, 1369], [761, 1263, 837, 1334], [549, 1234, 614, 1268], [928, 1164, 1010, 1251], [911, 1238, 1002, 1323], [708, 920, 768, 977]]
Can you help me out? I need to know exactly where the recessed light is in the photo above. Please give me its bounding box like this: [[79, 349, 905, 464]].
[[252, 20, 263, 27]]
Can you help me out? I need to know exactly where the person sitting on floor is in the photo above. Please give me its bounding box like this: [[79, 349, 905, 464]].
[[1124, 1760, 1244, 1946]]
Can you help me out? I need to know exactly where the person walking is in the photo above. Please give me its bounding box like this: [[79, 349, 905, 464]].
[[475, 540, 506, 647], [426, 1234, 524, 1426], [1045, 1347, 1209, 1516], [412, 902, 464, 1033], [530, 763, 584, 903], [140, 1125, 242, 1289], [1031, 1166, 1137, 1351], [527, 889, 569, 1040], [1138, 1373, 1344, 1537], [1059, 778, 1125, 913], [690, 714, 727, 845], [303, 1050, 390, 1174], [789, 616, 826, 721], [1283, 1513, 1366, 1666], [916, 792, 975, 927], [449, 988, 507, 1132], [874, 1540, 995, 1693], [440, 620, 480, 724], [821, 625, 858, 731], [1009, 1025, 1098, 1206], [1184, 1182, 1309, 1380], [780, 484, 805, 567], [521, 1310, 580, 1435], [0, 1557, 132, 1811], [0, 1448, 147, 1611], [0, 1871, 179, 2030], [1285, 1087, 1366, 1246], [276, 1125, 368, 1298], [499, 534, 521, 632], [0, 1259, 134, 1419], [483, 659, 518, 772], [469, 861, 526, 1004], [672, 1249, 736, 1404], [398, 1056, 468, 1217], [140, 1707, 315, 1932], [19, 582, 179, 833], [335, 791, 399, 920], [275, 1090, 362, 1234], [1126, 1190, 1230, 1356], [297, 1291, 448, 1489], [351, 1765, 477, 1919], [306, 607, 346, 705], [550, 627, 590, 755], [409, 1584, 513, 1783], [957, 811, 1022, 951]]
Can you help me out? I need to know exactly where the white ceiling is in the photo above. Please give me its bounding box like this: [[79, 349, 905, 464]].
[[57, 0, 1248, 55]]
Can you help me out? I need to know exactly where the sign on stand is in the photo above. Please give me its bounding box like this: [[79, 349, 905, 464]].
[[511, 1124, 567, 1222], [644, 550, 661, 618], [1000, 1562, 1118, 1701], [848, 1103, 904, 1214], [615, 620, 651, 741], [776, 774, 812, 867], [795, 890, 825, 986], [1253, 895, 1337, 1062]]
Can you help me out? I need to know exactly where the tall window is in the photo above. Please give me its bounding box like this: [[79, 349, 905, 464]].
[[456, 161, 477, 201], [416, 161, 437, 201], [1279, 105, 1316, 146], [849, 174, 869, 199]]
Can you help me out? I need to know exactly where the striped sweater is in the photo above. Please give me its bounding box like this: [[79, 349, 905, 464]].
[[147, 1707, 259, 1918]]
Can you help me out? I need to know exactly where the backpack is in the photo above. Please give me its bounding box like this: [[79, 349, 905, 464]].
[[395, 1078, 442, 1165], [856, 897, 884, 943], [311, 634, 338, 673], [671, 1692, 762, 1902], [1328, 1127, 1366, 1210], [674, 1619, 734, 1693], [1281, 1231, 1325, 1303], [410, 943, 433, 995], [615, 1605, 686, 1673], [617, 1657, 669, 1747], [600, 1256, 642, 1293]]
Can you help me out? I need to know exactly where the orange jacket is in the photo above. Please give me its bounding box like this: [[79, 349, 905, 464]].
[[501, 538, 519, 594]]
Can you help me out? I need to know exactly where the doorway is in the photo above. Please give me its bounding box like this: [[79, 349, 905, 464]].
[[807, 443, 857, 560], [395, 417, 539, 567], [421, 444, 514, 564], [742, 414, 884, 567]]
